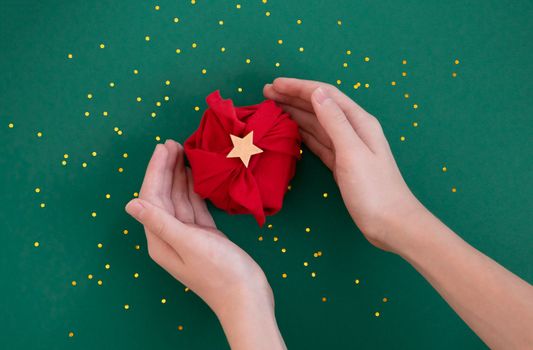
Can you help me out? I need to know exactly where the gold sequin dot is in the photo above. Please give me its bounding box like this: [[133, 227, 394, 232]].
[[136, 97, 142, 102], [90, 151, 97, 157], [383, 297, 388, 303], [322, 192, 328, 198], [346, 50, 352, 55], [364, 83, 370, 88], [63, 153, 69, 159], [258, 236, 263, 241], [117, 130, 123, 135], [299, 47, 304, 52], [452, 72, 457, 78], [109, 82, 115, 88], [35, 188, 41, 193], [133, 69, 139, 75], [34, 241, 40, 247], [178, 325, 184, 331], [165, 80, 171, 86], [451, 187, 457, 193], [97, 280, 103, 286], [404, 93, 409, 99], [145, 35, 151, 41], [40, 203, 46, 208], [454, 59, 460, 65], [118, 167, 124, 173], [355, 279, 360, 284], [61, 160, 67, 166], [281, 248, 287, 253], [281, 273, 287, 279], [245, 58, 251, 64], [413, 104, 419, 109], [155, 136, 161, 141], [133, 272, 139, 278], [122, 153, 128, 158], [84, 112, 90, 117], [71, 281, 77, 286], [273, 236, 278, 242], [154, 5, 160, 10], [8, 122, 14, 128], [164, 96, 169, 101], [400, 136, 406, 142], [87, 274, 93, 280], [151, 112, 157, 118], [124, 304, 130, 310], [311, 272, 317, 278], [97, 243, 103, 248], [402, 59, 407, 65], [102, 111, 108, 117], [267, 224, 273, 229], [375, 312, 380, 317], [135, 244, 141, 250], [134, 192, 139, 197], [303, 261, 309, 267], [87, 93, 93, 99], [99, 43, 105, 49], [275, 62, 280, 67], [237, 87, 243, 93], [191, 0, 196, 4], [201, 68, 207, 74], [192, 42, 197, 48], [194, 106, 200, 111], [220, 47, 226, 52], [36, 131, 42, 137], [322, 297, 327, 302], [91, 212, 97, 217], [105, 263, 110, 270], [402, 72, 407, 77], [218, 20, 224, 25], [67, 53, 73, 59], [123, 229, 128, 235], [343, 62, 348, 68], [296, 19, 302, 25], [277, 39, 283, 45], [161, 298, 167, 304], [391, 81, 396, 86], [442, 166, 447, 172], [337, 20, 342, 26], [336, 79, 342, 85], [184, 287, 189, 292], [265, 11, 271, 16], [82, 162, 88, 168], [305, 227, 311, 233], [413, 122, 418, 127], [68, 331, 74, 338], [173, 17, 179, 23], [175, 48, 181, 54], [364, 56, 370, 62]]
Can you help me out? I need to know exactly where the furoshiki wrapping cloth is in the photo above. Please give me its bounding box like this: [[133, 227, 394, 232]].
[[184, 91, 301, 226]]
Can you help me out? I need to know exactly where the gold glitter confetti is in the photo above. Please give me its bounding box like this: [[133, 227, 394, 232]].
[[322, 192, 328, 198], [97, 243, 103, 248], [176, 48, 181, 54], [282, 273, 287, 278], [402, 59, 407, 65], [34, 241, 40, 247], [245, 58, 251, 64], [124, 304, 130, 310], [322, 297, 327, 302], [109, 82, 115, 88], [87, 93, 93, 99], [355, 279, 360, 284], [201, 68, 207, 74], [154, 5, 160, 10], [281, 248, 287, 253], [402, 72, 407, 77], [123, 229, 128, 235], [8, 122, 14, 128], [105, 263, 110, 269], [303, 261, 309, 267], [192, 42, 197, 48], [364, 56, 370, 62], [267, 224, 273, 229], [413, 104, 419, 109], [165, 80, 171, 86], [99, 43, 105, 49], [413, 122, 419, 127], [337, 20, 342, 26], [35, 187, 41, 193], [133, 69, 139, 75], [383, 297, 388, 303], [391, 81, 396, 86], [404, 93, 410, 99], [258, 236, 263, 241], [218, 20, 224, 25], [67, 53, 73, 59], [452, 72, 457, 78], [87, 274, 93, 279], [296, 19, 302, 25], [174, 17, 179, 23], [454, 59, 460, 65], [178, 325, 184, 331], [71, 281, 77, 286], [161, 298, 167, 304], [97, 280, 103, 286], [68, 331, 74, 338], [265, 11, 271, 16], [220, 47, 225, 52], [40, 203, 46, 208], [145, 35, 150, 41], [374, 311, 380, 317], [311, 272, 317, 278], [305, 227, 311, 233], [275, 62, 280, 67], [298, 47, 304, 52], [277, 39, 283, 45], [133, 272, 139, 278], [91, 212, 97, 218], [451, 187, 457, 193], [400, 136, 406, 142], [442, 166, 447, 172]]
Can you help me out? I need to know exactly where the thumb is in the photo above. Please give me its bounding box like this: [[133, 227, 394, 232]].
[[311, 87, 367, 152], [125, 198, 186, 246]]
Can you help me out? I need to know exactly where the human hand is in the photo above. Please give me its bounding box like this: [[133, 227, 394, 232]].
[[125, 141, 285, 349], [264, 78, 425, 252]]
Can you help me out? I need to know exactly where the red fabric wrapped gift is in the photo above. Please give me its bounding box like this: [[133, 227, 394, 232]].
[[184, 91, 301, 226]]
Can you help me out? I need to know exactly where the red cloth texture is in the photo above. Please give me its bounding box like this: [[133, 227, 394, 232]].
[[184, 91, 301, 226]]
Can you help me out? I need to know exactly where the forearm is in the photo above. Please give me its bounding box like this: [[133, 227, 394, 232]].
[[215, 293, 286, 350], [391, 207, 533, 349]]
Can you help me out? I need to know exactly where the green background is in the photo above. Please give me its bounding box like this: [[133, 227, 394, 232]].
[[1, 0, 532, 349]]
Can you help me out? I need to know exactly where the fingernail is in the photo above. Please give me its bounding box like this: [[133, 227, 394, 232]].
[[125, 199, 144, 219], [313, 87, 330, 105], [264, 83, 272, 89]]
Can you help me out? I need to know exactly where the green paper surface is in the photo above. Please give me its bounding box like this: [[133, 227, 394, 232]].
[[1, 1, 532, 349]]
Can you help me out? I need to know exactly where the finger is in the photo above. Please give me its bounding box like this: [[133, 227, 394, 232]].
[[278, 103, 332, 149], [300, 129, 334, 170], [126, 198, 188, 248], [272, 78, 388, 153], [264, 84, 314, 113], [139, 144, 168, 200], [186, 168, 217, 228], [170, 142, 195, 223], [311, 87, 368, 153], [162, 140, 180, 199]]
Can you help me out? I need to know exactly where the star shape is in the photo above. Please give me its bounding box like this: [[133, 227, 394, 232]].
[[226, 131, 263, 167]]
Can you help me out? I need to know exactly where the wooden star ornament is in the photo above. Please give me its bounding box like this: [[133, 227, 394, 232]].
[[226, 131, 263, 167]]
